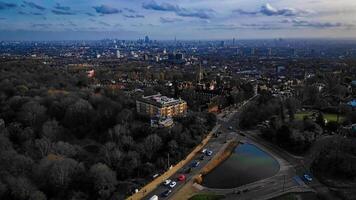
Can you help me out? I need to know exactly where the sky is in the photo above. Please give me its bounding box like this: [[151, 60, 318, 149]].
[[0, 0, 356, 40]]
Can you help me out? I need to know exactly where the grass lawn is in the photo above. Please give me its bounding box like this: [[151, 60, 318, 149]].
[[295, 111, 314, 121], [323, 113, 345, 123], [294, 111, 345, 123], [189, 193, 225, 200]]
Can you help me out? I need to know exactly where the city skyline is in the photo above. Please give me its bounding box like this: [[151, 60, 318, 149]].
[[0, 0, 356, 40]]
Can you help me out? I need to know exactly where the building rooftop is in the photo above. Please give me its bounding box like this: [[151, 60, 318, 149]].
[[139, 93, 185, 107]]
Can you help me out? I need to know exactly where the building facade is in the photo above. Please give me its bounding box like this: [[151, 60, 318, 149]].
[[136, 93, 187, 118]]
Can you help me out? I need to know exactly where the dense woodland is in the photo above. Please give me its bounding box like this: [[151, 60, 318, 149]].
[[0, 60, 216, 200]]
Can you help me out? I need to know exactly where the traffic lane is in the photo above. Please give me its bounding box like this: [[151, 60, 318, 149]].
[[145, 131, 229, 199], [146, 152, 217, 199]]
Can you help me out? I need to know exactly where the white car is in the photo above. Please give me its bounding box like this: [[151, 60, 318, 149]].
[[169, 181, 177, 188], [206, 150, 213, 156], [149, 195, 158, 200], [163, 179, 171, 186], [201, 149, 207, 154]]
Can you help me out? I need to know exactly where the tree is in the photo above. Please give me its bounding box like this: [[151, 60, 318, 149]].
[[17, 101, 47, 128], [116, 108, 133, 124], [107, 124, 129, 143], [42, 120, 62, 141], [285, 98, 299, 121], [89, 163, 118, 199], [0, 180, 8, 198], [35, 137, 53, 158], [0, 150, 33, 176], [0, 134, 13, 151], [143, 134, 162, 160], [100, 142, 122, 168], [7, 176, 35, 200], [29, 191, 47, 200], [53, 141, 78, 158], [64, 99, 94, 138], [36, 156, 84, 191], [315, 112, 325, 127]]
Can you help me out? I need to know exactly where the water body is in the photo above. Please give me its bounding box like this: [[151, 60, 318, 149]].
[[202, 143, 280, 189]]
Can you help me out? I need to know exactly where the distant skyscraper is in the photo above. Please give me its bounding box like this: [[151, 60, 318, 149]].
[[144, 36, 150, 43], [232, 38, 236, 46]]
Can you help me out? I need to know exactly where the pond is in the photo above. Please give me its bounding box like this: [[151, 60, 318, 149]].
[[202, 143, 280, 189]]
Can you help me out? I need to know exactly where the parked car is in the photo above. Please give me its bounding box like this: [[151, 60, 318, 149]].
[[162, 189, 172, 197], [191, 161, 200, 168], [229, 126, 233, 130], [199, 155, 205, 160], [152, 174, 159, 179], [149, 195, 159, 200], [303, 174, 313, 182], [184, 167, 192, 174], [206, 150, 213, 156], [163, 179, 171, 186], [178, 174, 186, 181], [201, 149, 207, 154], [169, 181, 177, 188]]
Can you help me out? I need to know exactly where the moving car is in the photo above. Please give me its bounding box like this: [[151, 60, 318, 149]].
[[303, 174, 313, 182], [149, 195, 159, 200], [163, 179, 171, 186], [206, 150, 213, 156], [191, 161, 200, 168], [169, 181, 177, 188], [178, 174, 186, 181], [162, 189, 172, 197]]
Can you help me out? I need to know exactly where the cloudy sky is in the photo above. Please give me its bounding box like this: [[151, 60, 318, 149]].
[[0, 0, 356, 40]]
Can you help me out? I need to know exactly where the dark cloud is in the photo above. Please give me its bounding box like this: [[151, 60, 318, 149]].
[[282, 18, 351, 28], [201, 23, 283, 31], [18, 11, 28, 15], [233, 9, 258, 15], [234, 3, 308, 17], [93, 5, 121, 15], [99, 21, 111, 26], [32, 23, 52, 28], [143, 1, 178, 12], [124, 8, 135, 13], [23, 1, 46, 11], [143, 0, 214, 19], [30, 12, 44, 16], [160, 17, 183, 23], [85, 12, 95, 17], [67, 21, 77, 27], [54, 3, 70, 11], [124, 14, 145, 18], [52, 10, 76, 15], [0, 1, 17, 10]]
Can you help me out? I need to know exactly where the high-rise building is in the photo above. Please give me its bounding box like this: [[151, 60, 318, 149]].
[[116, 50, 121, 58], [144, 35, 150, 43]]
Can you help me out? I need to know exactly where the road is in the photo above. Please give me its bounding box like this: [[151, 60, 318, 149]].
[[143, 97, 257, 200]]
